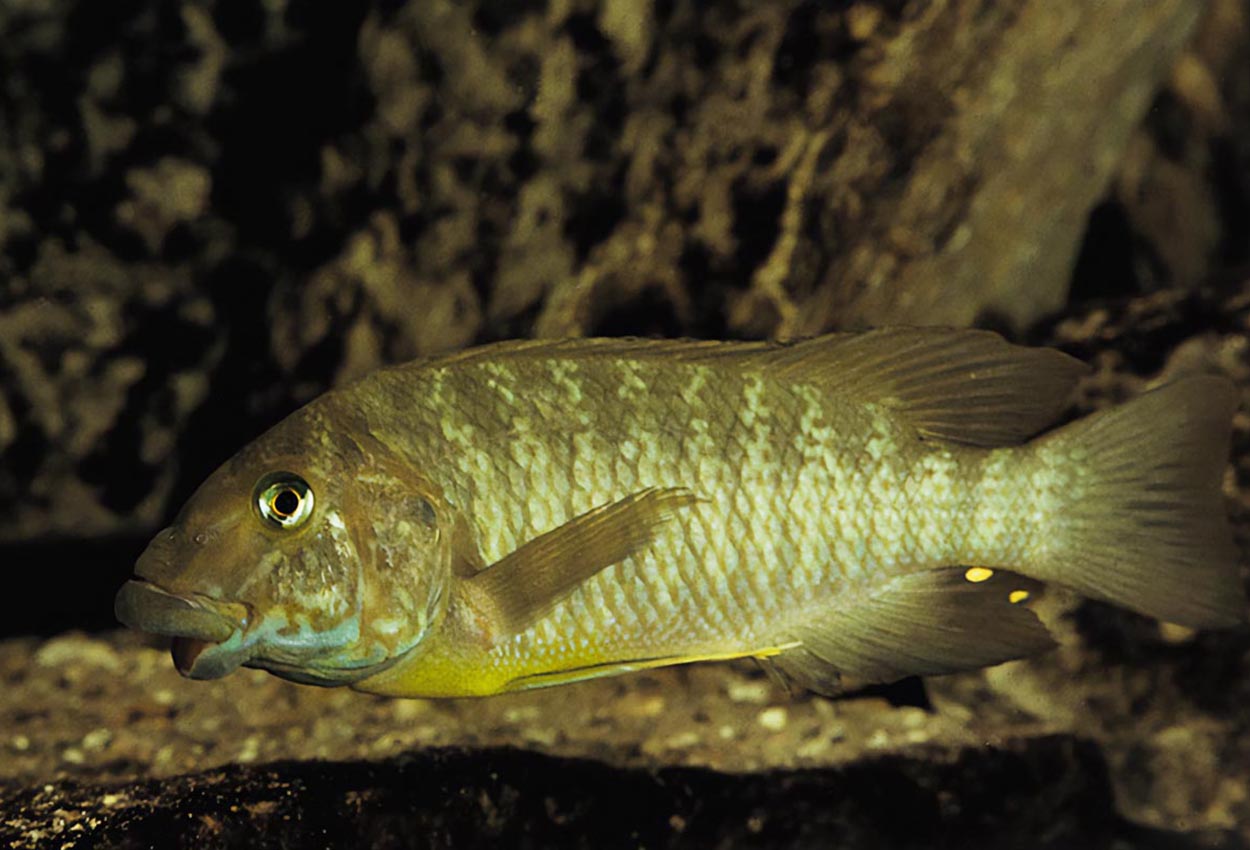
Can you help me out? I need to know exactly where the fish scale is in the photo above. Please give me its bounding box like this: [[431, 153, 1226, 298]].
[[383, 354, 960, 683]]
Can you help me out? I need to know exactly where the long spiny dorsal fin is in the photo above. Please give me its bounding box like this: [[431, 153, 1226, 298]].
[[417, 329, 1087, 448], [753, 328, 1088, 447]]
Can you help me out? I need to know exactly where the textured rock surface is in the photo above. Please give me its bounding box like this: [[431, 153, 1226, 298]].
[[4, 0, 1250, 847], [1, 0, 1234, 543], [0, 737, 1135, 850]]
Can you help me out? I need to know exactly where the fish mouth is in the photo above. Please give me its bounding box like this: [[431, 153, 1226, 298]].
[[114, 580, 252, 679]]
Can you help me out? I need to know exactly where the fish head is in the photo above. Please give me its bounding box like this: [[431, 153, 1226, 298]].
[[115, 399, 453, 686]]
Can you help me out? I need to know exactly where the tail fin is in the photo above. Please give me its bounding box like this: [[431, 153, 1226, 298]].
[[1036, 376, 1245, 628]]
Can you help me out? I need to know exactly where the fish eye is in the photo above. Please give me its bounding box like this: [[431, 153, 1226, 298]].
[[254, 472, 315, 530]]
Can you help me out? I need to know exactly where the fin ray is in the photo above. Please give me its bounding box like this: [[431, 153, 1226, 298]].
[[464, 487, 701, 641], [1033, 376, 1246, 627], [505, 643, 798, 691], [770, 568, 1055, 695], [422, 330, 1086, 447], [757, 328, 1089, 447]]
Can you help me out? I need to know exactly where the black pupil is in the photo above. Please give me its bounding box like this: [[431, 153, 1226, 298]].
[[273, 488, 300, 517]]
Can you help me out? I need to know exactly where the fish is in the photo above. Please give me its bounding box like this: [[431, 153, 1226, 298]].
[[113, 329, 1247, 698]]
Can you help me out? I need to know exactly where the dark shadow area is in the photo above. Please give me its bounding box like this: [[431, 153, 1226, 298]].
[[1, 536, 147, 636], [4, 739, 1231, 850], [1068, 200, 1140, 303]]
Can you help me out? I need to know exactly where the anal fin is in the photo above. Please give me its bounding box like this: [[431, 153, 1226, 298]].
[[772, 568, 1054, 695]]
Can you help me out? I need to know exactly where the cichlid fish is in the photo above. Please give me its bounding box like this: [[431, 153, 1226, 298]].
[[114, 330, 1246, 697]]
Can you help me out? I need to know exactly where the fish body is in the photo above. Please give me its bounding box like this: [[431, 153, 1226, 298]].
[[358, 342, 1048, 696], [115, 330, 1246, 697]]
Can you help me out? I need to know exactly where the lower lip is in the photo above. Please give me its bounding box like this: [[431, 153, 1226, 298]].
[[171, 637, 212, 675]]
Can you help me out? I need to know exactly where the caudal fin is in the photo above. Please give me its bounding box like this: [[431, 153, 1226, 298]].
[[1036, 376, 1245, 628]]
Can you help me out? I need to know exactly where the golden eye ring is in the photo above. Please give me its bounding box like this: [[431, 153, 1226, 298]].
[[254, 472, 315, 530]]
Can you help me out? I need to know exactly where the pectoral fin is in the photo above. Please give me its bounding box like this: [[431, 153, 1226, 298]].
[[463, 487, 702, 642], [768, 568, 1054, 695]]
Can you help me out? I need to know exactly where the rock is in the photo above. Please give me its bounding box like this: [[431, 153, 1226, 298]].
[[0, 737, 1145, 850], [1, 0, 1236, 542]]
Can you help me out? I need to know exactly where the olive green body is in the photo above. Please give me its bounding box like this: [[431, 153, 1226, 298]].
[[356, 346, 1038, 696]]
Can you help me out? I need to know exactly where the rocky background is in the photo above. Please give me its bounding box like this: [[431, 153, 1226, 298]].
[[2, 0, 1250, 847]]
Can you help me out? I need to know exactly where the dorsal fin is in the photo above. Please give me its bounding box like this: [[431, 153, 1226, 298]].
[[755, 328, 1088, 446], [418, 336, 779, 371], [417, 329, 1087, 448]]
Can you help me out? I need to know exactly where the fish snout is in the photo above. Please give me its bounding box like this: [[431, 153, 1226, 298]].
[[133, 527, 184, 585]]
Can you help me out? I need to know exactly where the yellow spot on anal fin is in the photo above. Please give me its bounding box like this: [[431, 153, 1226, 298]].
[[1008, 589, 1030, 604], [964, 567, 994, 583]]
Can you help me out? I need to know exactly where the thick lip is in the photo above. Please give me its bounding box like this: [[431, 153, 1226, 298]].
[[114, 580, 245, 640], [114, 580, 252, 679]]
